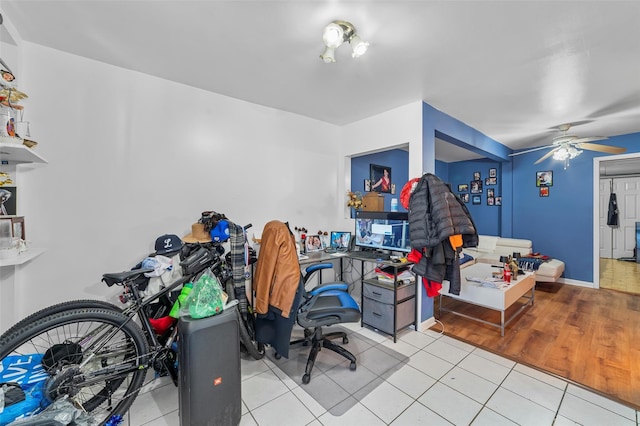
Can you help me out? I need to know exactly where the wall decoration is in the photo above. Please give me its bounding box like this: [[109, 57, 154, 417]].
[[495, 196, 502, 206], [473, 171, 481, 181], [485, 177, 497, 186], [391, 183, 396, 195], [364, 179, 371, 192], [487, 188, 494, 198], [0, 186, 16, 215], [536, 171, 553, 187], [470, 180, 483, 194], [458, 183, 468, 192], [487, 197, 495, 206], [489, 168, 497, 178], [539, 187, 550, 197], [460, 193, 469, 203], [472, 195, 481, 205], [370, 164, 391, 193]]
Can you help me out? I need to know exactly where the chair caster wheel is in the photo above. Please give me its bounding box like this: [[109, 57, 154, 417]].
[[350, 362, 356, 371], [343, 337, 349, 344], [274, 352, 281, 360], [302, 374, 310, 384]]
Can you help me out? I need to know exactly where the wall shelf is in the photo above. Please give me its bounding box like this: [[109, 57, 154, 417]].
[[0, 247, 46, 268], [0, 142, 47, 164]]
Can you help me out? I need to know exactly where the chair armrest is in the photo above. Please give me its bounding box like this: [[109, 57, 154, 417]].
[[304, 263, 334, 275]]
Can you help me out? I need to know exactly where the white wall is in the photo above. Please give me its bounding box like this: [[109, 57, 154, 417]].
[[12, 42, 342, 318]]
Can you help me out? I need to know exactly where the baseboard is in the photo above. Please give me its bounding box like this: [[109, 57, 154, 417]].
[[420, 316, 436, 332], [558, 277, 594, 288]]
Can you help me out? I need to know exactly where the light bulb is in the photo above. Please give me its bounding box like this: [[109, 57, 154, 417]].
[[350, 35, 369, 58], [320, 46, 336, 63], [323, 23, 344, 48], [553, 147, 569, 161]]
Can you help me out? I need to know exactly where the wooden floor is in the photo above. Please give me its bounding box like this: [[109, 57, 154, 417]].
[[433, 282, 640, 410], [600, 257, 640, 294]]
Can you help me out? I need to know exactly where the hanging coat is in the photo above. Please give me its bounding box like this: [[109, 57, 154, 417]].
[[607, 193, 619, 226]]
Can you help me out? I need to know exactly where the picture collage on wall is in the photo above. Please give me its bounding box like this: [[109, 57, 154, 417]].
[[536, 170, 552, 197], [457, 168, 500, 206]]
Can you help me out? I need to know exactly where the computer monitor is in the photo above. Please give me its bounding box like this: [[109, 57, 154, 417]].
[[329, 231, 352, 251], [354, 211, 411, 253]]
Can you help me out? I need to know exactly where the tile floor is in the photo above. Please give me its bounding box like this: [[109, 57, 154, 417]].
[[126, 323, 639, 425]]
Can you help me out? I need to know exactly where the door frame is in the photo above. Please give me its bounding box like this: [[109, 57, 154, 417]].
[[593, 152, 640, 289]]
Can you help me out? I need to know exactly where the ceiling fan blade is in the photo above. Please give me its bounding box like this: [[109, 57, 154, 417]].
[[534, 147, 560, 165], [509, 144, 556, 156], [577, 143, 627, 154], [572, 136, 608, 144]]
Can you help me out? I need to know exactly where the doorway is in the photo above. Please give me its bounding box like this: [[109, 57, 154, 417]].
[[593, 153, 640, 294]]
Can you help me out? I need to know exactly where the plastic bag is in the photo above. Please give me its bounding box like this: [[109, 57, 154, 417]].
[[180, 268, 224, 319]]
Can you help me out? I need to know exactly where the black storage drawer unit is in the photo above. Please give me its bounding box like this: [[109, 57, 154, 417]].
[[362, 278, 417, 340]]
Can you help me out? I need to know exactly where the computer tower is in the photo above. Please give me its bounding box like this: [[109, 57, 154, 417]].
[[178, 308, 241, 426]]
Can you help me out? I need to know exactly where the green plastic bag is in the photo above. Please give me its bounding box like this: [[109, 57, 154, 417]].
[[181, 268, 224, 319]]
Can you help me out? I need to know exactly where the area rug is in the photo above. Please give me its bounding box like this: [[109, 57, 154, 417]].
[[267, 325, 408, 416]]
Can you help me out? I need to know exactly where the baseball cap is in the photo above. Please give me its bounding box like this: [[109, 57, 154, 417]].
[[210, 220, 230, 242], [155, 234, 183, 255]]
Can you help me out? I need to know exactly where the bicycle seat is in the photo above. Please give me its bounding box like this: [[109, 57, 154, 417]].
[[102, 269, 154, 286]]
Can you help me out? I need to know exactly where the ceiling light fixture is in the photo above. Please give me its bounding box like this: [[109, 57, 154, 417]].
[[553, 143, 583, 169], [320, 20, 369, 63]]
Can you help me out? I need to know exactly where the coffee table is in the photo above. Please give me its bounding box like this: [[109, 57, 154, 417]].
[[438, 263, 535, 336]]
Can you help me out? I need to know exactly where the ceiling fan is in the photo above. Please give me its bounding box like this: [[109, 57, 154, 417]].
[[509, 123, 627, 166]]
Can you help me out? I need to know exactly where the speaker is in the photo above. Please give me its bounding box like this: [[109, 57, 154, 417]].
[[178, 308, 241, 426]]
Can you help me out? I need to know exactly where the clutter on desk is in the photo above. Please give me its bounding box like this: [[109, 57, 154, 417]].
[[375, 264, 415, 285]]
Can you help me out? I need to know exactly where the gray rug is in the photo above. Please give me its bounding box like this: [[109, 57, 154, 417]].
[[266, 325, 408, 416]]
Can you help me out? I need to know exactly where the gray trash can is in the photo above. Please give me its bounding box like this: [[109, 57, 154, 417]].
[[178, 307, 241, 426]]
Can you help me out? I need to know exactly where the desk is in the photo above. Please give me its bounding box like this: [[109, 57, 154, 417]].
[[438, 263, 535, 336], [298, 251, 348, 282]]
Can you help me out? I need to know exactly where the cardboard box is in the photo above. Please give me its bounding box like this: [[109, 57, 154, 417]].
[[362, 193, 384, 211]]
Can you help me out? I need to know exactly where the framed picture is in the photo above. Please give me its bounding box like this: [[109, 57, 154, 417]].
[[489, 168, 497, 178], [472, 195, 481, 205], [487, 188, 495, 198], [495, 196, 502, 206], [470, 180, 483, 194], [364, 179, 371, 192], [370, 164, 392, 193], [458, 183, 468, 192], [540, 187, 550, 197], [0, 186, 17, 215], [473, 171, 481, 181], [460, 193, 470, 203], [487, 197, 495, 206], [0, 216, 24, 239], [536, 171, 553, 187], [391, 183, 396, 195], [305, 235, 323, 252], [485, 177, 497, 186]]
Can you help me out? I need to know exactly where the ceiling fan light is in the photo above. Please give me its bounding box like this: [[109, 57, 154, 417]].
[[553, 147, 570, 161], [323, 23, 344, 48], [350, 35, 369, 58], [568, 146, 583, 159]]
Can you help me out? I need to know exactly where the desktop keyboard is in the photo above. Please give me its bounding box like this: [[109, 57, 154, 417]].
[[353, 251, 391, 260]]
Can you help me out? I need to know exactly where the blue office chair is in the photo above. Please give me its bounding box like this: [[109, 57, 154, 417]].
[[289, 263, 361, 384]]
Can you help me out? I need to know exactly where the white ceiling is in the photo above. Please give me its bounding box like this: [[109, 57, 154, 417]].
[[1, 1, 639, 162]]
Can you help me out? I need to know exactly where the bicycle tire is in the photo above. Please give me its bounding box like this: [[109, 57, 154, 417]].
[[225, 280, 264, 360], [0, 307, 149, 426], [1, 299, 122, 340]]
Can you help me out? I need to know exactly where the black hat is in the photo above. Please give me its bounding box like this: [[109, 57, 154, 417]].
[[155, 234, 183, 255]]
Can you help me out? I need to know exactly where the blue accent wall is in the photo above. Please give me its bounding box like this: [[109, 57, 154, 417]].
[[510, 133, 640, 282], [350, 149, 409, 212]]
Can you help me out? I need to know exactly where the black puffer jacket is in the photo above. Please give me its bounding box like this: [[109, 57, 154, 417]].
[[409, 173, 478, 295]]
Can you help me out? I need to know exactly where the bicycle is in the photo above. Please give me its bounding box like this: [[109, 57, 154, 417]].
[[0, 231, 262, 426]]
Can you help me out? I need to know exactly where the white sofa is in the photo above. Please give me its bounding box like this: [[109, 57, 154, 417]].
[[461, 235, 565, 282]]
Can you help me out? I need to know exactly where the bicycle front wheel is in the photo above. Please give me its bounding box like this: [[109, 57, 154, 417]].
[[0, 307, 149, 426]]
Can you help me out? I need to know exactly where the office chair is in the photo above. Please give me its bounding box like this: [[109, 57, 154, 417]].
[[284, 263, 361, 384]]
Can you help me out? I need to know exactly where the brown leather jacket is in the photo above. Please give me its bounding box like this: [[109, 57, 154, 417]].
[[253, 220, 300, 318]]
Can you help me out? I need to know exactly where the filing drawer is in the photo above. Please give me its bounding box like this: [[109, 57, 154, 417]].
[[363, 296, 416, 335], [363, 281, 416, 305]]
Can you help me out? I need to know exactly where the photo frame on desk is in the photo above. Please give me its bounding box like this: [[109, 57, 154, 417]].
[[305, 235, 323, 252]]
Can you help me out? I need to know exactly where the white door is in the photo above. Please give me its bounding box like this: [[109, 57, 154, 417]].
[[600, 177, 640, 259], [599, 179, 613, 258], [614, 177, 640, 259]]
